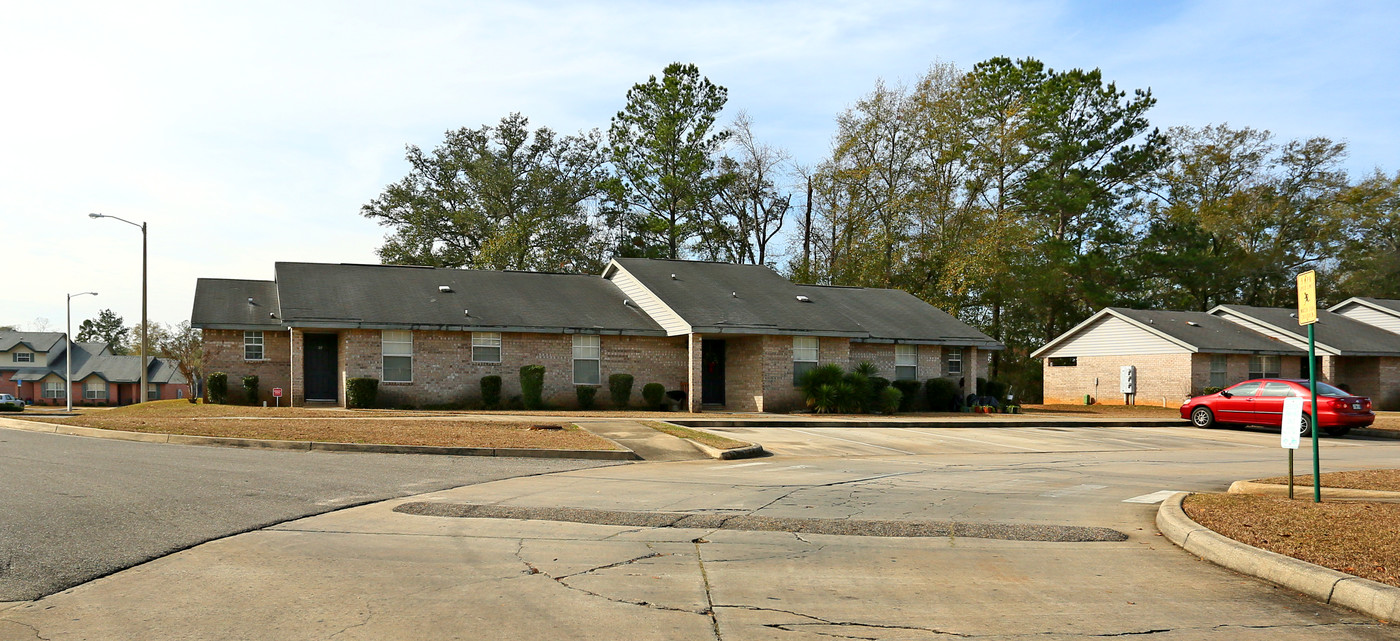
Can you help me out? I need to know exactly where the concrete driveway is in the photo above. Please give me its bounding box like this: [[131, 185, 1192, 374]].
[[3, 425, 1397, 639]]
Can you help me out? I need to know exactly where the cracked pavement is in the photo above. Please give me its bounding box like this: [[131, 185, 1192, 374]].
[[2, 425, 1399, 639]]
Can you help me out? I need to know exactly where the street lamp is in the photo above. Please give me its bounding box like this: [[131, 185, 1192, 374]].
[[66, 291, 98, 412], [89, 213, 148, 404]]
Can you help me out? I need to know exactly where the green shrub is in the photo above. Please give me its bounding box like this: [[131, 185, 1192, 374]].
[[608, 373, 634, 409], [924, 378, 960, 412], [576, 385, 598, 410], [867, 376, 890, 414], [853, 361, 878, 377], [808, 383, 839, 413], [799, 363, 846, 412], [880, 386, 903, 414], [642, 383, 666, 409], [891, 379, 920, 411], [841, 373, 871, 413], [242, 375, 259, 404], [346, 377, 379, 408], [520, 365, 545, 410], [983, 378, 1010, 403], [0, 403, 22, 412], [481, 375, 502, 409], [1201, 386, 1224, 396], [207, 372, 228, 404]]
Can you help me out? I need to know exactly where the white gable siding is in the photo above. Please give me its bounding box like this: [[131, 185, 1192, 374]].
[[605, 265, 691, 336], [1041, 315, 1189, 357], [1333, 305, 1400, 336]]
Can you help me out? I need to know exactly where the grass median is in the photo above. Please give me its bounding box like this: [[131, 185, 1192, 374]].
[[1183, 468, 1400, 588], [644, 421, 751, 450], [17, 400, 622, 450]]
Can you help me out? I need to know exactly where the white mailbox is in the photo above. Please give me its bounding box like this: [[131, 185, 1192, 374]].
[[1120, 365, 1137, 394]]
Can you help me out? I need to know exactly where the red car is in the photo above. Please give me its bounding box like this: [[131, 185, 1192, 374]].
[[1180, 378, 1374, 437]]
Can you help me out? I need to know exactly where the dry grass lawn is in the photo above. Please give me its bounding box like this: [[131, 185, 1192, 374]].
[[1254, 468, 1400, 493], [20, 400, 620, 450], [1368, 412, 1400, 432], [644, 421, 750, 450], [1021, 403, 1182, 418], [1184, 493, 1400, 588]]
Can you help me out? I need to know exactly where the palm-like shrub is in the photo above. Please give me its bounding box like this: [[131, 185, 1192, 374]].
[[880, 386, 903, 414], [800, 364, 846, 413]]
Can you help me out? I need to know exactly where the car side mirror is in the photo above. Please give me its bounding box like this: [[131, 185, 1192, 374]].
[[1220, 391, 1232, 398]]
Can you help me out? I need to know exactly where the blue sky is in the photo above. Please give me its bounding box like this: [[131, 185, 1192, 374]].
[[2, 0, 1396, 329]]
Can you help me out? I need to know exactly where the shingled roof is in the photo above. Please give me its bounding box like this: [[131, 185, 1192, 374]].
[[1211, 304, 1400, 356], [191, 279, 282, 329], [0, 332, 64, 353]]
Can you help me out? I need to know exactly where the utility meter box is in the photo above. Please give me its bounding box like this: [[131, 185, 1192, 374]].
[[1120, 365, 1137, 394]]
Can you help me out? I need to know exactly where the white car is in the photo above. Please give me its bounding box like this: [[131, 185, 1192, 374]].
[[0, 394, 23, 411]]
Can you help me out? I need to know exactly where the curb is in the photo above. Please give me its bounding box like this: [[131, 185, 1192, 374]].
[[1228, 480, 1400, 501], [688, 439, 766, 460], [0, 417, 639, 461], [1157, 491, 1400, 622], [670, 418, 1186, 429], [1353, 427, 1400, 440]]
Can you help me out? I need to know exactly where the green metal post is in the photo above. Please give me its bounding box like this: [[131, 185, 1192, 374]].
[[1309, 324, 1320, 503]]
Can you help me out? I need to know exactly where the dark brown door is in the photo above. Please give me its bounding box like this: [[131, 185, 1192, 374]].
[[304, 334, 338, 401], [701, 339, 725, 405]]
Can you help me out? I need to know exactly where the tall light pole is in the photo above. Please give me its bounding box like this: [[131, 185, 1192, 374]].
[[66, 291, 98, 412], [90, 213, 148, 404]]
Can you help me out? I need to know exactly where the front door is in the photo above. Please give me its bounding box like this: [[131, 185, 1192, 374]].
[[701, 339, 726, 405], [304, 334, 338, 402]]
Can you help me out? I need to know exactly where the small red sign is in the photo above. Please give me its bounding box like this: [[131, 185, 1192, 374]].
[[272, 388, 283, 398]]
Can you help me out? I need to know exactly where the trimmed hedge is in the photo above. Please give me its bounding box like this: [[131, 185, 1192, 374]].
[[207, 372, 228, 404], [576, 385, 598, 410], [520, 365, 545, 410], [481, 375, 502, 409], [347, 377, 379, 408], [642, 383, 666, 410], [891, 379, 920, 412], [608, 373, 634, 409], [242, 375, 259, 405], [924, 378, 960, 412]]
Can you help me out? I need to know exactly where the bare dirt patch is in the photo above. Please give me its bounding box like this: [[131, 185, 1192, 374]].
[[1183, 493, 1400, 588], [19, 400, 620, 450], [1254, 468, 1400, 493]]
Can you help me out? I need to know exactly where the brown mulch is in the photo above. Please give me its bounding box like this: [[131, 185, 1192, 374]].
[[1183, 493, 1400, 588], [20, 401, 619, 450], [1254, 468, 1400, 493]]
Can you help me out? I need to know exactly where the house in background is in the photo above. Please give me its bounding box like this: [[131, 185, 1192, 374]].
[[1035, 303, 1400, 409], [192, 258, 1002, 411], [0, 331, 189, 405], [1329, 297, 1400, 335]]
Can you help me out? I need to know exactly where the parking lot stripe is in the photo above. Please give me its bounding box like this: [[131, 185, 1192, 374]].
[[1123, 490, 1183, 504]]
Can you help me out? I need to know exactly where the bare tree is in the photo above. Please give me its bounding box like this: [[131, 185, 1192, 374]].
[[702, 112, 792, 265]]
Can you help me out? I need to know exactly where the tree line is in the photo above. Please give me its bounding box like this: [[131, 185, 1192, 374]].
[[360, 59, 1400, 401]]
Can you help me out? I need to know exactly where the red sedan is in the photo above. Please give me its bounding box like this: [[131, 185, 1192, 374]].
[[1180, 378, 1374, 437]]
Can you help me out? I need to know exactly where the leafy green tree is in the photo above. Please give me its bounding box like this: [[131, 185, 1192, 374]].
[[1329, 170, 1400, 299], [77, 309, 130, 354], [607, 63, 731, 259], [363, 113, 610, 272]]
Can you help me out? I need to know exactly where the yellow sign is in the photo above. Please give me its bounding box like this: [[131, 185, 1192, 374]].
[[1297, 270, 1317, 325]]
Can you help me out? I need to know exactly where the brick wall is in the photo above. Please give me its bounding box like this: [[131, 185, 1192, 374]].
[[1043, 353, 1195, 406], [204, 328, 292, 404], [1379, 357, 1400, 410]]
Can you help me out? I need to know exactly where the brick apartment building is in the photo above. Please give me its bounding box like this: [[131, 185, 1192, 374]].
[[1, 331, 189, 405], [191, 259, 1003, 411], [1034, 303, 1400, 409]]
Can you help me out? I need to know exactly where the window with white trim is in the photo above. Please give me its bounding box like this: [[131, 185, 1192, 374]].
[[147, 383, 159, 401], [946, 347, 963, 375], [1248, 354, 1279, 380], [1209, 354, 1229, 388], [13, 352, 34, 363], [572, 334, 600, 385], [382, 330, 413, 383], [793, 336, 819, 385], [43, 381, 65, 399], [84, 379, 107, 400], [895, 345, 917, 381], [472, 332, 502, 363], [244, 331, 264, 360]]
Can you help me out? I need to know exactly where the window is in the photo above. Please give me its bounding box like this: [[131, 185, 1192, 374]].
[[13, 352, 33, 363], [244, 331, 264, 360], [84, 379, 107, 400], [176, 388, 184, 399], [1260, 382, 1294, 397], [1209, 354, 1229, 389], [947, 347, 963, 375], [1248, 355, 1280, 380], [572, 334, 600, 385], [793, 336, 819, 385], [1048, 357, 1077, 367], [43, 381, 66, 399], [1227, 381, 1262, 397], [147, 384, 159, 401], [895, 345, 918, 381], [382, 330, 413, 383], [472, 332, 502, 363]]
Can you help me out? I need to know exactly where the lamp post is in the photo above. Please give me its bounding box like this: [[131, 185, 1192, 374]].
[[66, 291, 98, 412], [89, 213, 148, 404]]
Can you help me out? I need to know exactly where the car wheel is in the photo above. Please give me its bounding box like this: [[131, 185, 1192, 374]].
[[1298, 413, 1313, 438], [1190, 406, 1214, 428]]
